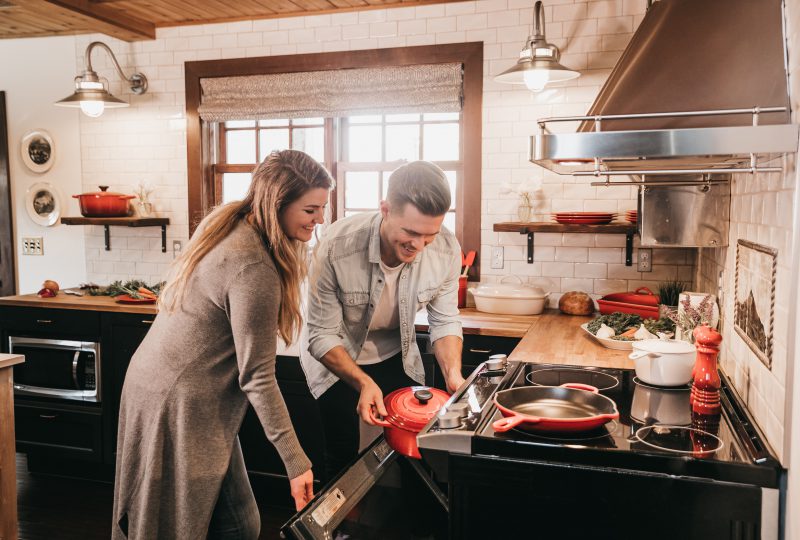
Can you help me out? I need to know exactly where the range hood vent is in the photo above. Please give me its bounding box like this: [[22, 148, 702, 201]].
[[530, 0, 798, 178]]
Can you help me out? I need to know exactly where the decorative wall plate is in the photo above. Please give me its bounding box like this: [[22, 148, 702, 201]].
[[20, 129, 55, 173], [25, 182, 61, 227]]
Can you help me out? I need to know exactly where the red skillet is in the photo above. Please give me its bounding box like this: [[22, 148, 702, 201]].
[[493, 383, 619, 433]]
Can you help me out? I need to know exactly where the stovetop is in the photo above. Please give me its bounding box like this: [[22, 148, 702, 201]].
[[417, 361, 782, 488]]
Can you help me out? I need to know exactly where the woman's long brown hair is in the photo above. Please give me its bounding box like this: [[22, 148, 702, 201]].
[[159, 150, 333, 344]]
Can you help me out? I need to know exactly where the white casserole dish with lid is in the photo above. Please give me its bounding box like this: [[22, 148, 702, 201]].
[[469, 277, 549, 315], [629, 339, 696, 387]]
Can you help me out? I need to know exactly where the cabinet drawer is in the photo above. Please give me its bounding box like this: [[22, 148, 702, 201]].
[[0, 307, 100, 339], [14, 402, 103, 462]]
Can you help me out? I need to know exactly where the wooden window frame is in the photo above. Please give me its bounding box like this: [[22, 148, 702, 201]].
[[185, 42, 483, 279]]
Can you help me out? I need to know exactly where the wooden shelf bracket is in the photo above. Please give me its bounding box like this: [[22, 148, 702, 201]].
[[61, 217, 170, 253], [493, 222, 638, 267]]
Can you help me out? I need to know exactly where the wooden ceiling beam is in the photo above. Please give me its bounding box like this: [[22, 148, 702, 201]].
[[25, 0, 155, 41]]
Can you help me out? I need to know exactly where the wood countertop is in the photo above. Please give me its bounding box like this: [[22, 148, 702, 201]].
[[510, 311, 633, 370], [0, 296, 631, 369], [0, 293, 157, 314], [0, 354, 24, 370], [417, 308, 633, 369], [415, 308, 539, 338]]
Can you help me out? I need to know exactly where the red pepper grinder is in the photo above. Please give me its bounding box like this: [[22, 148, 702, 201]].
[[690, 324, 722, 415]]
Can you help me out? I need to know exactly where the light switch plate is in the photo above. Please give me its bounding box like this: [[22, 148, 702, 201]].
[[637, 248, 652, 272], [172, 240, 182, 258], [22, 237, 43, 256], [491, 246, 504, 269]]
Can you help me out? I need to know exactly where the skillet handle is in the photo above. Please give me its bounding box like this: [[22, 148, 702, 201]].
[[492, 415, 535, 432], [561, 383, 599, 394]]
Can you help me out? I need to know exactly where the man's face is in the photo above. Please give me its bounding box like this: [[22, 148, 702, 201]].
[[379, 201, 444, 266]]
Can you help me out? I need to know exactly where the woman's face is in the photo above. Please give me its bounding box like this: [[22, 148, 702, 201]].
[[280, 187, 329, 242]]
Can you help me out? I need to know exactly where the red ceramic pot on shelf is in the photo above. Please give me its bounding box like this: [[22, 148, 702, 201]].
[[73, 185, 135, 217], [374, 386, 449, 459]]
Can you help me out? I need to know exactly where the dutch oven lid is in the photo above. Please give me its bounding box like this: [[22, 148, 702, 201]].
[[76, 185, 131, 198], [632, 338, 696, 354], [384, 386, 449, 431], [472, 282, 547, 300]]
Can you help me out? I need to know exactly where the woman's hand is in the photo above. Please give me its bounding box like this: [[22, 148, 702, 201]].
[[289, 469, 314, 511]]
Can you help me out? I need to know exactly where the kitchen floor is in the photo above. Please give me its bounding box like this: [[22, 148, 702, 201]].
[[15, 453, 295, 539]]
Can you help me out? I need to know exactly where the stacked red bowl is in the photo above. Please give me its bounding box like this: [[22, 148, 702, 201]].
[[625, 210, 638, 224], [552, 212, 615, 225]]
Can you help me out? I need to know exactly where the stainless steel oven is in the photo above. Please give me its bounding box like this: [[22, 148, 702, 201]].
[[9, 336, 101, 402]]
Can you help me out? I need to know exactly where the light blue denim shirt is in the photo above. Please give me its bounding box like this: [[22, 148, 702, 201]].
[[300, 212, 463, 399]]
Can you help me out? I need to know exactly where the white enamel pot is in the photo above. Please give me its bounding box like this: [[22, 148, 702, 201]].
[[468, 277, 549, 315], [628, 339, 696, 387]]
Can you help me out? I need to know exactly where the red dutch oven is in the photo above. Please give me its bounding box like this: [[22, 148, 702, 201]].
[[492, 383, 619, 433], [374, 386, 449, 459], [73, 185, 135, 217]]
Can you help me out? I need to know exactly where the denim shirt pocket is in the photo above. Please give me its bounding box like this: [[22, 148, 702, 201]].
[[416, 287, 438, 312], [337, 290, 371, 324]]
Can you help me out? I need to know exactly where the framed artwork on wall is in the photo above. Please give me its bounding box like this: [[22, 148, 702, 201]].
[[20, 129, 55, 173], [25, 182, 61, 227], [734, 239, 777, 369]]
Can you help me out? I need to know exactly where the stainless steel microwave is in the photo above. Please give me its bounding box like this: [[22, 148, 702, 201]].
[[9, 336, 101, 402]]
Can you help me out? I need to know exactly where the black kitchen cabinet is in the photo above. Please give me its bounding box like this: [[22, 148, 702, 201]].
[[417, 332, 520, 384], [102, 312, 155, 464], [14, 400, 103, 461]]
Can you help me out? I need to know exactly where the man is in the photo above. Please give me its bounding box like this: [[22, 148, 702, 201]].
[[301, 160, 464, 480]]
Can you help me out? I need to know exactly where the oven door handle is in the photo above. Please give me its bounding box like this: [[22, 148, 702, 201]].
[[72, 350, 81, 390]]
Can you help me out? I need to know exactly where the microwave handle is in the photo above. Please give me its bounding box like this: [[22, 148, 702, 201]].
[[72, 350, 81, 390]]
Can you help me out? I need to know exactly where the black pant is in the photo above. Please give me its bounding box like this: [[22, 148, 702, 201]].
[[317, 352, 417, 482]]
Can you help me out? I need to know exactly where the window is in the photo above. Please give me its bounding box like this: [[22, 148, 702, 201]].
[[214, 113, 461, 232], [186, 43, 483, 277]]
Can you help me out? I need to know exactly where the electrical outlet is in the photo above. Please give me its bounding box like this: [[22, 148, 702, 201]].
[[637, 248, 652, 272], [491, 246, 504, 269], [22, 237, 44, 256], [172, 240, 183, 258]]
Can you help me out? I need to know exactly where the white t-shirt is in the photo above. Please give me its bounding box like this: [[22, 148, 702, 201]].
[[357, 260, 404, 365]]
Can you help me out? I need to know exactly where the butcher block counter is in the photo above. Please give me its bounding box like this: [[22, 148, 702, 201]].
[[0, 293, 156, 314], [417, 308, 633, 370], [1, 295, 631, 369]]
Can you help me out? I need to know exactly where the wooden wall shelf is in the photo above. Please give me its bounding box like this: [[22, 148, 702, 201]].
[[493, 222, 639, 266], [61, 217, 170, 252]]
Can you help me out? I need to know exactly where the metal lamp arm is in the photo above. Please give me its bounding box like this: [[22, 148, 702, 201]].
[[532, 0, 545, 40], [84, 41, 148, 94]]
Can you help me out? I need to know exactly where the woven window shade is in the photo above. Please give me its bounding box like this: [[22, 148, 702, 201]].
[[198, 63, 463, 121]]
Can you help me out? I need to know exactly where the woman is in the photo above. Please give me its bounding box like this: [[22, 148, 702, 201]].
[[112, 150, 333, 540]]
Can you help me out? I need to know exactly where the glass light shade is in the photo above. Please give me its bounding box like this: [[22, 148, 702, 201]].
[[80, 101, 105, 118]]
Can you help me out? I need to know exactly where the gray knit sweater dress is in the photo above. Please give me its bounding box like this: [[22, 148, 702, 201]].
[[112, 222, 311, 539]]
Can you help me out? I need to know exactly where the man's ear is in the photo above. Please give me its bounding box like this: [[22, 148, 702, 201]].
[[379, 200, 390, 218]]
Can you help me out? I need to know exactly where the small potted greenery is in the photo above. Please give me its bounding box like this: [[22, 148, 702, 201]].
[[657, 280, 687, 314]]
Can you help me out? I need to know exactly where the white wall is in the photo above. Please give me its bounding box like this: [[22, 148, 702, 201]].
[[67, 0, 697, 294], [0, 36, 87, 293]]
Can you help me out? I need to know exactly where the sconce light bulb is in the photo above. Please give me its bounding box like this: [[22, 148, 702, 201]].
[[523, 69, 550, 92], [80, 101, 105, 118]]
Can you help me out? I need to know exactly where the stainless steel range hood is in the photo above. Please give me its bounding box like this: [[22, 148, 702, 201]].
[[530, 0, 798, 177]]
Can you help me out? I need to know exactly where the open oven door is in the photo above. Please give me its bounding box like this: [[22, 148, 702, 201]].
[[281, 436, 448, 539]]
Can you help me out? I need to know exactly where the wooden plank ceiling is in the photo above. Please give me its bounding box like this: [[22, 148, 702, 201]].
[[0, 0, 462, 41]]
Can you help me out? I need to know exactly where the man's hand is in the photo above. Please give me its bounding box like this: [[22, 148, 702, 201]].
[[357, 377, 388, 425], [289, 469, 314, 511], [444, 372, 466, 394]]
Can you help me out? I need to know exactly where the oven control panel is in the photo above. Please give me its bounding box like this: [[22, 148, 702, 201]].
[[417, 361, 517, 454]]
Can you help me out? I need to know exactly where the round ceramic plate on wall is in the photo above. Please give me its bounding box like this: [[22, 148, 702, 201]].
[[20, 129, 55, 173], [25, 182, 61, 227]]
